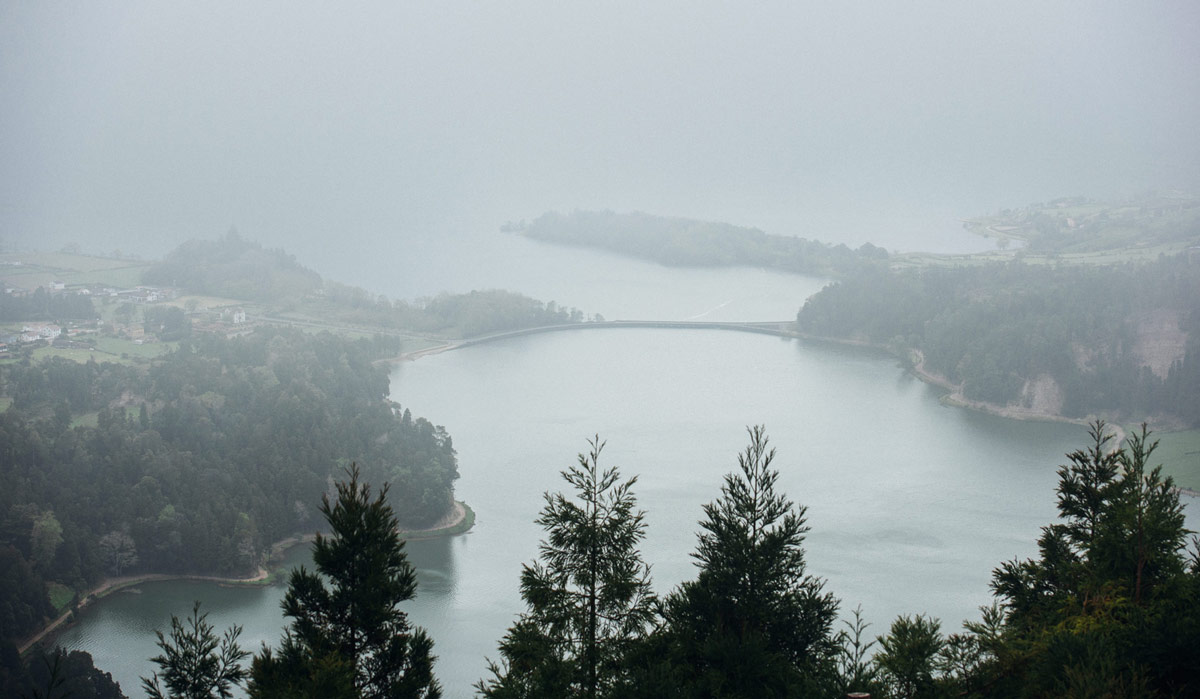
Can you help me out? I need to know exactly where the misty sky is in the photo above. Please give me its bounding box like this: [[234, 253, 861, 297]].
[[3, 1, 1199, 261]]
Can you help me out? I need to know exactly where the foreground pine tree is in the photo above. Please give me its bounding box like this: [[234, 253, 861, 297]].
[[478, 436, 656, 699], [631, 425, 841, 698], [248, 464, 440, 699], [142, 601, 248, 699]]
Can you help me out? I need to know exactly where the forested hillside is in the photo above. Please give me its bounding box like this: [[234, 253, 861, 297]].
[[796, 255, 1200, 424], [142, 232, 585, 337], [510, 210, 889, 277], [0, 328, 458, 642], [141, 232, 322, 302]]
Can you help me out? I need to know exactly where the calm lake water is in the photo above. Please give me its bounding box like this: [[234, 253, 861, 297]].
[[54, 247, 1198, 698]]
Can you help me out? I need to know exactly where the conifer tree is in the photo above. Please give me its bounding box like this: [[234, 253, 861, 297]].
[[650, 426, 840, 697], [142, 601, 248, 699], [478, 437, 655, 699], [248, 464, 440, 699], [984, 421, 1198, 695]]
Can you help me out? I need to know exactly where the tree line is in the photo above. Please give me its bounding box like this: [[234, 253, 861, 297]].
[[67, 422, 1197, 698], [796, 254, 1200, 425], [511, 210, 889, 277], [0, 327, 459, 644], [0, 286, 95, 323]]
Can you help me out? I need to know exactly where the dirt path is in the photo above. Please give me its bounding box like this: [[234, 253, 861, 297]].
[[18, 567, 270, 655]]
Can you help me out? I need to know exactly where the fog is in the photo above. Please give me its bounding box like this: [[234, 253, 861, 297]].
[[3, 1, 1199, 276]]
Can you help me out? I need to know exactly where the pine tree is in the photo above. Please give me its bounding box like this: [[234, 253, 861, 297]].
[[652, 425, 840, 697], [142, 601, 248, 699], [478, 436, 655, 699], [984, 421, 1198, 695], [248, 464, 440, 699]]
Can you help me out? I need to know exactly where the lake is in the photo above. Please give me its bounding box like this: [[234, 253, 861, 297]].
[[54, 245, 1197, 697]]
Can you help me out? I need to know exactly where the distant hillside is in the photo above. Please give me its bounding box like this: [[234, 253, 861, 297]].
[[796, 254, 1200, 426], [142, 231, 321, 302], [146, 233, 587, 338], [508, 210, 888, 277]]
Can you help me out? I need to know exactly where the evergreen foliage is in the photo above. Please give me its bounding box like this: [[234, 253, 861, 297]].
[[141, 233, 585, 337], [626, 426, 840, 698], [478, 437, 655, 699], [0, 287, 95, 322], [516, 210, 887, 277], [248, 464, 440, 699], [1, 644, 127, 699], [983, 421, 1198, 695], [0, 328, 459, 642], [141, 230, 322, 303], [141, 601, 248, 699], [796, 256, 1200, 424]]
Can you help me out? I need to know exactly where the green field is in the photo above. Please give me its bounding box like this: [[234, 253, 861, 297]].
[[1, 251, 151, 289], [70, 411, 99, 429], [91, 336, 176, 359], [47, 582, 75, 613]]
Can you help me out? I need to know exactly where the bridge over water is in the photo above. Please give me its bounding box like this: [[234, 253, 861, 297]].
[[405, 319, 799, 359]]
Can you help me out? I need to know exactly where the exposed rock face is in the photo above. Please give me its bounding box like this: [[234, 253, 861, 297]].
[[1133, 308, 1186, 379], [1019, 373, 1064, 415]]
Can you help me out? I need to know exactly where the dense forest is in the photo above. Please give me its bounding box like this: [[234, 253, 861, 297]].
[[0, 328, 458, 643], [509, 210, 889, 277], [142, 232, 585, 337], [796, 254, 1200, 425]]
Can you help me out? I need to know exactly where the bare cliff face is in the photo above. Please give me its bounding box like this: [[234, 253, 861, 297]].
[[1133, 308, 1187, 379], [1018, 374, 1066, 416]]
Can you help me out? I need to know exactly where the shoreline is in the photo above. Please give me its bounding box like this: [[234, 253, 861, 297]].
[[18, 500, 474, 657]]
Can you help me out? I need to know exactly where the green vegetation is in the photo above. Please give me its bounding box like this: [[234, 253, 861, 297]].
[[142, 601, 248, 699], [628, 426, 840, 697], [797, 254, 1200, 426], [248, 465, 440, 699], [472, 424, 1199, 697], [142, 231, 322, 303], [0, 251, 150, 290], [478, 437, 655, 698], [90, 336, 178, 360], [509, 210, 889, 277], [964, 192, 1200, 254], [0, 286, 94, 322], [0, 327, 460, 644], [143, 232, 586, 340], [46, 582, 73, 614], [0, 646, 126, 698]]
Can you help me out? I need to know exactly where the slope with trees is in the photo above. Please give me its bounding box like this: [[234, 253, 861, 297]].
[[142, 232, 586, 339], [0, 327, 459, 645], [796, 254, 1200, 426], [509, 210, 889, 277]]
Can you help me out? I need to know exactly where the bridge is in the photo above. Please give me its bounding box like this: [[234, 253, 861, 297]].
[[403, 320, 799, 359]]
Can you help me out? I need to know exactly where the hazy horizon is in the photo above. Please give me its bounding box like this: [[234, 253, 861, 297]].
[[4, 1, 1199, 263]]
